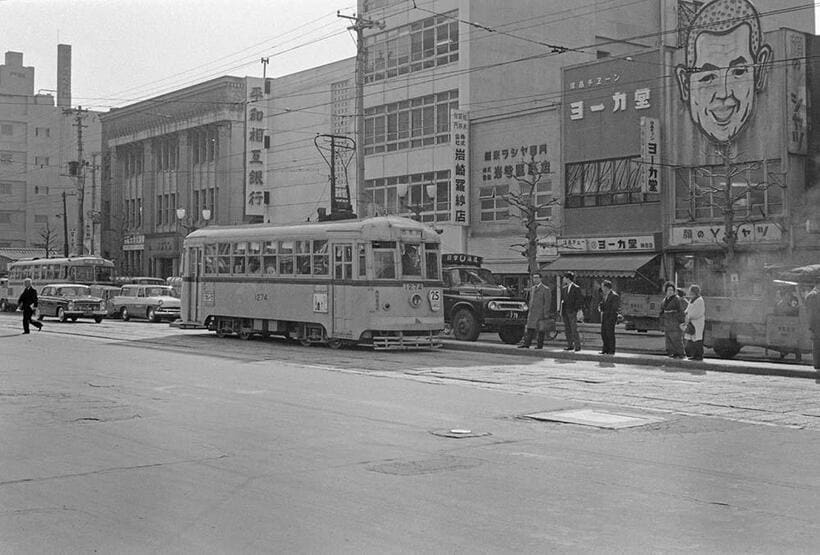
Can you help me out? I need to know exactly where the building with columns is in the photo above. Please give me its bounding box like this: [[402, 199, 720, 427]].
[[100, 76, 249, 277]]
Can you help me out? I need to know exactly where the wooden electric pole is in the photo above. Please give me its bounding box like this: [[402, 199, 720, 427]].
[[337, 11, 383, 215]]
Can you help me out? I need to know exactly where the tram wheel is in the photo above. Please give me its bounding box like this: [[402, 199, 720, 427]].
[[238, 329, 253, 340], [300, 339, 313, 347], [327, 338, 343, 349]]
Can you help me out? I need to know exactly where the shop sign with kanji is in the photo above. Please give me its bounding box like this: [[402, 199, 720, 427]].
[[245, 77, 268, 217], [450, 109, 470, 226], [640, 117, 660, 194], [670, 222, 782, 246]]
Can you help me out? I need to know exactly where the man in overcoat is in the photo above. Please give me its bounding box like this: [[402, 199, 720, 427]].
[[598, 280, 620, 354], [17, 278, 43, 334], [560, 272, 583, 351], [517, 272, 551, 349]]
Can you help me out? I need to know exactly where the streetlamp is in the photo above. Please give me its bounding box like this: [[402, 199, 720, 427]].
[[175, 207, 211, 233]]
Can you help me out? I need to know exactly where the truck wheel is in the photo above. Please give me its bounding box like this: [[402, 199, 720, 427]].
[[498, 326, 525, 345], [451, 309, 480, 341], [712, 339, 741, 359]]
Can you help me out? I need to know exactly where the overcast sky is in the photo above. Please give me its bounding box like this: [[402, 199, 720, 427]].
[[0, 0, 358, 111], [0, 1, 818, 112]]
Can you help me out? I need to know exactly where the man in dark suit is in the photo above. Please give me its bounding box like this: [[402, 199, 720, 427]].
[[598, 280, 620, 354], [17, 278, 43, 334], [560, 272, 583, 351], [517, 272, 551, 349]]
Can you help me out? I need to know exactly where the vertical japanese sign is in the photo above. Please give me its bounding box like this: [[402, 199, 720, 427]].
[[245, 77, 267, 217], [451, 109, 469, 225], [640, 117, 660, 194], [785, 30, 807, 155]]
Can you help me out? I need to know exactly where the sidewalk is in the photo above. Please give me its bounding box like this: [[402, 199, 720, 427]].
[[440, 335, 819, 380]]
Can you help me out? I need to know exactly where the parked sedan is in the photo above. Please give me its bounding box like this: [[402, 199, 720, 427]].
[[111, 285, 181, 322], [37, 284, 107, 323]]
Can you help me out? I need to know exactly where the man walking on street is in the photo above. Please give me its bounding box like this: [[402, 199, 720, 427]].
[[17, 278, 43, 334], [560, 272, 583, 351], [598, 280, 620, 354], [518, 272, 551, 350], [806, 279, 820, 370]]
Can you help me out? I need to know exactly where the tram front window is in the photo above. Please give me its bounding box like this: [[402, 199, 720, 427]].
[[401, 244, 421, 277]]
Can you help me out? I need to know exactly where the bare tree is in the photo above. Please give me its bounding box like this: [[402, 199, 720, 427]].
[[34, 221, 58, 258], [503, 158, 560, 275], [691, 144, 786, 270]]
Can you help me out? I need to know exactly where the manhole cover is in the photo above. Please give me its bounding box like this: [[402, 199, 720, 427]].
[[525, 409, 664, 429], [430, 429, 491, 439]]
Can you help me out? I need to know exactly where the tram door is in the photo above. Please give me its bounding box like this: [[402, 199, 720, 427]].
[[188, 247, 203, 322], [332, 244, 354, 338]]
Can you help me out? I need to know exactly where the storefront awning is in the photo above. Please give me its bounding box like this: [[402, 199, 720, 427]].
[[542, 254, 659, 278]]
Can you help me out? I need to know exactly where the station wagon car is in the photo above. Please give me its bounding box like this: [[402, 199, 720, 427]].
[[112, 284, 181, 322], [37, 284, 107, 323]]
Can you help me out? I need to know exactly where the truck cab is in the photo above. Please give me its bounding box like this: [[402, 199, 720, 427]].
[[441, 254, 528, 343]]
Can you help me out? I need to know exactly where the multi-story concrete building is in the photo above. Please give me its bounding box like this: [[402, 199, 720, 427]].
[[556, 0, 815, 303], [0, 49, 101, 256], [100, 76, 249, 277]]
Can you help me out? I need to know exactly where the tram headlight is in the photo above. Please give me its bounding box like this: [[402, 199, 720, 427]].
[[409, 293, 423, 308]]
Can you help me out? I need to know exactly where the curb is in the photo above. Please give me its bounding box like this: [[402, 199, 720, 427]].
[[440, 340, 820, 380]]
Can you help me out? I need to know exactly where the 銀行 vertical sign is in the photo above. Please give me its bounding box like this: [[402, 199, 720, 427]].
[[245, 77, 267, 217], [640, 116, 660, 194], [451, 110, 469, 225]]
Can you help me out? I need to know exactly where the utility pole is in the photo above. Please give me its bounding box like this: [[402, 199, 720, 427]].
[[61, 190, 69, 257], [261, 57, 269, 79], [337, 11, 383, 215], [90, 153, 98, 255], [65, 105, 88, 256]]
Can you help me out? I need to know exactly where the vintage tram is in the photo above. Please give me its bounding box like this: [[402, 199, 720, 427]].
[[179, 216, 444, 349]]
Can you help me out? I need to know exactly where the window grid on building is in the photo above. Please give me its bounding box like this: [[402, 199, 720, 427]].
[[363, 11, 459, 83], [35, 127, 50, 138], [155, 137, 179, 171], [35, 156, 49, 167], [364, 90, 458, 155], [674, 159, 784, 222], [564, 157, 658, 207], [191, 127, 217, 165], [0, 183, 12, 195], [365, 170, 451, 223]]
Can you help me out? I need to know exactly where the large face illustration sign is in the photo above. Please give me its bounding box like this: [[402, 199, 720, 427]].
[[675, 0, 772, 144]]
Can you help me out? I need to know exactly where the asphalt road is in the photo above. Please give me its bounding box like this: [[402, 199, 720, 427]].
[[2, 314, 820, 553]]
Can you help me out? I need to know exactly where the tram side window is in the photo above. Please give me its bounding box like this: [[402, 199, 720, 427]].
[[313, 240, 328, 275], [217, 243, 231, 274], [334, 244, 353, 280], [295, 240, 311, 275], [358, 243, 367, 277], [232, 242, 247, 274], [204, 244, 217, 274], [247, 241, 262, 274], [424, 242, 440, 279], [373, 241, 396, 279], [262, 241, 277, 274], [279, 241, 294, 274]]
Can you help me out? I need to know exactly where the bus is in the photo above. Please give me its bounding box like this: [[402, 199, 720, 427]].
[[4, 256, 116, 311], [179, 216, 444, 349]]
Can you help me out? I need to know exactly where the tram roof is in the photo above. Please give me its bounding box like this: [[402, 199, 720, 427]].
[[11, 256, 113, 266], [185, 216, 442, 242]]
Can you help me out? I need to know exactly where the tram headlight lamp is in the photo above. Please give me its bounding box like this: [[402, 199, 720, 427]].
[[409, 293, 423, 308]]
